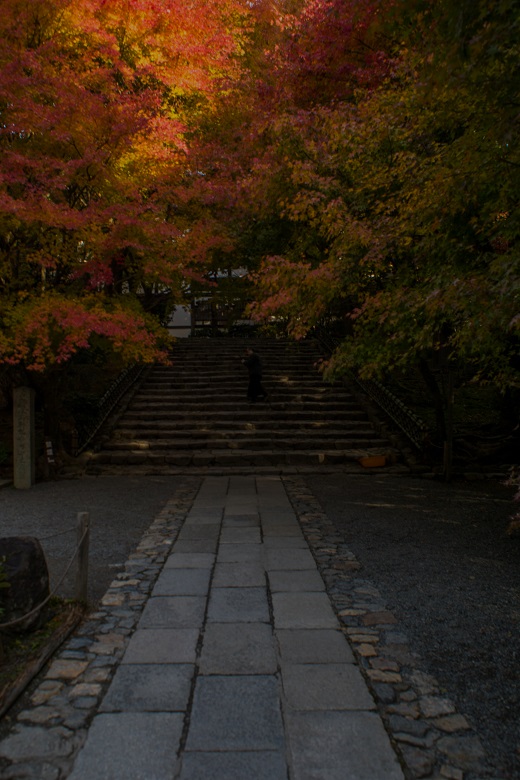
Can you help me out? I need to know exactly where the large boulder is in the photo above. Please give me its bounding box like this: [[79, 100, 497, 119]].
[[0, 537, 50, 632]]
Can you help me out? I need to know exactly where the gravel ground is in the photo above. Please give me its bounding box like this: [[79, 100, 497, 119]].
[[0, 475, 190, 605], [306, 473, 520, 780]]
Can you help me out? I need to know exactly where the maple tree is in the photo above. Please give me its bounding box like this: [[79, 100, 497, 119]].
[[0, 0, 250, 371], [1, 0, 518, 464], [212, 0, 519, 463], [180, 0, 390, 311], [0, 0, 252, 440]]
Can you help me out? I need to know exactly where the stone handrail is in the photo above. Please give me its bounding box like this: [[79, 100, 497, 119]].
[[74, 364, 146, 455], [350, 374, 430, 451], [313, 331, 430, 453]]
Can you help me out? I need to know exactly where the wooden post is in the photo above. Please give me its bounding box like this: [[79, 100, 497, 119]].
[[75, 512, 90, 603]]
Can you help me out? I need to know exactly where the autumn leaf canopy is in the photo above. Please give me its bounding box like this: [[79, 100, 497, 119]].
[[0, 0, 518, 391], [0, 0, 249, 370]]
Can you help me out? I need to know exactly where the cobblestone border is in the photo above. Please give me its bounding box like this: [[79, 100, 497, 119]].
[[0, 478, 201, 780], [283, 475, 491, 780]]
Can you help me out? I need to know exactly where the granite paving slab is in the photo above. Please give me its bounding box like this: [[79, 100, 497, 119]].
[[176, 524, 220, 541], [272, 592, 339, 628], [67, 713, 184, 780], [222, 513, 260, 526], [217, 542, 263, 562], [139, 596, 206, 628], [258, 500, 294, 512], [229, 475, 256, 492], [286, 711, 405, 780], [262, 535, 307, 548], [207, 587, 270, 623], [281, 663, 376, 711], [268, 569, 325, 592], [261, 512, 299, 525], [121, 628, 199, 664], [262, 522, 304, 536], [163, 552, 215, 569], [224, 503, 259, 516], [265, 548, 317, 570], [185, 676, 285, 751], [173, 539, 218, 554], [259, 507, 296, 518], [152, 568, 211, 596], [212, 560, 266, 587], [192, 480, 228, 506], [276, 629, 355, 664], [100, 664, 193, 712], [179, 751, 288, 780], [220, 527, 261, 544], [199, 623, 277, 674], [256, 478, 293, 505], [183, 512, 222, 526]]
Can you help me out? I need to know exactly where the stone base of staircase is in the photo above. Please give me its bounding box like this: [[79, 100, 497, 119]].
[[86, 447, 400, 469], [84, 338, 405, 475], [83, 461, 409, 478]]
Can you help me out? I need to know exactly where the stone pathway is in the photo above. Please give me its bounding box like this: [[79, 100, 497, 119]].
[[0, 476, 404, 780]]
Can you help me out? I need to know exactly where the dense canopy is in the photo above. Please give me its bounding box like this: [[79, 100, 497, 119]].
[[1, 0, 518, 397]]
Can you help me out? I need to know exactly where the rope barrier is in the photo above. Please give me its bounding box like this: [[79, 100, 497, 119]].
[[0, 522, 89, 631], [38, 527, 77, 541]]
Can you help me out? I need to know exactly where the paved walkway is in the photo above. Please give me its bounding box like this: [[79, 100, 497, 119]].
[[2, 472, 510, 779], [59, 475, 404, 780]]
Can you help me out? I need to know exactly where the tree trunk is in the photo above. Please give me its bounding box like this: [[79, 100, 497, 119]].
[[418, 358, 454, 480]]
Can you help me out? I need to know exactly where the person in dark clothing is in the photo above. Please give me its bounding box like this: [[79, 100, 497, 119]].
[[242, 347, 268, 403]]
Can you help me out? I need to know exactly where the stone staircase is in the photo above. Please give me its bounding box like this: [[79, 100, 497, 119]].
[[87, 338, 399, 472]]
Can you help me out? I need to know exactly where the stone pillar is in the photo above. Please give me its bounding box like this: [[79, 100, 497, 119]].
[[13, 387, 36, 489]]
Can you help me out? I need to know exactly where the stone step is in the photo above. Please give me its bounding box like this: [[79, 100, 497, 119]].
[[168, 340, 319, 351], [127, 400, 359, 413], [147, 371, 325, 382], [89, 337, 397, 471], [167, 352, 321, 361], [159, 351, 321, 363], [130, 396, 354, 408], [104, 436, 389, 451], [162, 350, 320, 358], [138, 379, 337, 389], [160, 365, 320, 375], [135, 381, 346, 390], [164, 362, 321, 369], [133, 391, 345, 402], [137, 387, 330, 397], [115, 419, 374, 433], [152, 358, 322, 367], [121, 409, 368, 422], [89, 447, 392, 467], [163, 363, 321, 372]]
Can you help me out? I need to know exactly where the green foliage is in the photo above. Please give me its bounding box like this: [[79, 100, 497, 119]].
[[231, 0, 519, 397]]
